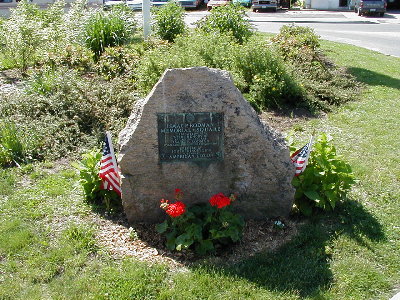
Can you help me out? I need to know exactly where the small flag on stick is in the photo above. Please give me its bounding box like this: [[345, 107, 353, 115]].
[[99, 132, 122, 197], [291, 136, 314, 177]]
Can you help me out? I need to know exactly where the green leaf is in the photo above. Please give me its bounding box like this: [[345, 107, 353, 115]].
[[195, 239, 214, 255], [175, 233, 193, 251], [166, 238, 176, 251], [155, 221, 168, 234], [304, 190, 321, 201]]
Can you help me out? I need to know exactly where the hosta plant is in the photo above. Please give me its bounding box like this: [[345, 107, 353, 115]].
[[291, 133, 355, 216], [156, 189, 244, 255]]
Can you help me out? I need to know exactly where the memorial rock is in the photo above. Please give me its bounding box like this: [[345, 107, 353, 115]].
[[118, 67, 295, 223]]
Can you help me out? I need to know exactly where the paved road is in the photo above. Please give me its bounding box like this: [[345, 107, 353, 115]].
[[185, 10, 400, 57]]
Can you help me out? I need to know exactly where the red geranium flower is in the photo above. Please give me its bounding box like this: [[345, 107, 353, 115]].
[[209, 193, 231, 209], [165, 201, 186, 218]]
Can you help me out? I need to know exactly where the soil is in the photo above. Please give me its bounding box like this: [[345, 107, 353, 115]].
[[260, 108, 322, 132], [91, 210, 303, 269]]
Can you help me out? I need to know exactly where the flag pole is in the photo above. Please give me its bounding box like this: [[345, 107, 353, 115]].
[[105, 131, 118, 167]]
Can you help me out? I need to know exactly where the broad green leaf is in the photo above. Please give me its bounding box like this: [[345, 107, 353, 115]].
[[155, 221, 168, 234], [195, 239, 214, 255], [304, 190, 321, 201]]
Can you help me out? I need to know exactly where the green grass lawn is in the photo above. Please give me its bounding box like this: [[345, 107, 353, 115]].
[[1, 42, 399, 299]]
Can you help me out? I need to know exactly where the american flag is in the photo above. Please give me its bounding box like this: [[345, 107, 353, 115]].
[[291, 136, 314, 177], [99, 132, 121, 196]]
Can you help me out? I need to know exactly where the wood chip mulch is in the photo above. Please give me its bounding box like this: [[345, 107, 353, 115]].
[[92, 211, 302, 269]]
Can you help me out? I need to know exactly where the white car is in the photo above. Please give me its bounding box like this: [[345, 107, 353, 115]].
[[104, 0, 143, 10]]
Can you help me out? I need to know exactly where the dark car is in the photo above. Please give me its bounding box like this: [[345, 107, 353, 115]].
[[354, 0, 386, 16]]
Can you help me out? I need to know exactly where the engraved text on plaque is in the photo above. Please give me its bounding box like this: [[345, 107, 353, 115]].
[[157, 112, 224, 162]]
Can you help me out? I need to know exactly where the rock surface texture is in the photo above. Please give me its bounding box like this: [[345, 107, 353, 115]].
[[119, 67, 295, 223]]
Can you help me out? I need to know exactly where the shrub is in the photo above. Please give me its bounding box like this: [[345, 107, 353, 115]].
[[25, 67, 57, 96], [0, 0, 45, 71], [135, 33, 304, 110], [230, 38, 304, 110], [0, 68, 138, 160], [196, 3, 253, 44], [134, 32, 236, 94], [40, 0, 68, 55], [96, 46, 140, 80], [272, 25, 360, 110], [63, 0, 93, 45], [156, 189, 244, 255], [272, 25, 320, 61], [45, 44, 95, 73], [291, 133, 356, 216], [152, 1, 186, 42]]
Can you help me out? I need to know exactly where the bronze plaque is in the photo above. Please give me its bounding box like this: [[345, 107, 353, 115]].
[[157, 112, 224, 162]]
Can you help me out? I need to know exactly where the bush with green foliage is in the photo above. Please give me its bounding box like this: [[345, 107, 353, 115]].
[[230, 38, 304, 110], [73, 149, 121, 212], [46, 44, 95, 74], [0, 68, 138, 160], [134, 32, 235, 93], [25, 67, 57, 96], [135, 33, 302, 110], [291, 133, 356, 216], [0, 0, 45, 71], [0, 0, 96, 71], [272, 25, 360, 110], [96, 46, 140, 80], [196, 3, 253, 44], [272, 25, 320, 61], [152, 1, 186, 42]]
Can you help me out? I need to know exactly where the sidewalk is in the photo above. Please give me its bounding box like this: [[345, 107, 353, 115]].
[[248, 9, 400, 24]]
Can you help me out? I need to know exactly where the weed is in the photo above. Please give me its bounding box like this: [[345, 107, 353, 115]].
[[0, 169, 16, 196], [62, 224, 98, 253], [0, 120, 24, 166], [153, 1, 186, 42], [84, 10, 135, 60]]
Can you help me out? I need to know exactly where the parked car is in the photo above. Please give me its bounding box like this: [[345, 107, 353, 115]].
[[232, 0, 252, 7], [252, 0, 278, 11], [354, 0, 386, 16], [151, 0, 170, 6], [207, 0, 231, 10], [104, 0, 143, 10], [177, 0, 203, 8]]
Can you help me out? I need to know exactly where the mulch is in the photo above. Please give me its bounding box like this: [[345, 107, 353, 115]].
[[92, 210, 303, 269]]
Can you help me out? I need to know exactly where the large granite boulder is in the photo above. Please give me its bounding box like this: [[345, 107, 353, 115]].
[[118, 67, 295, 223]]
